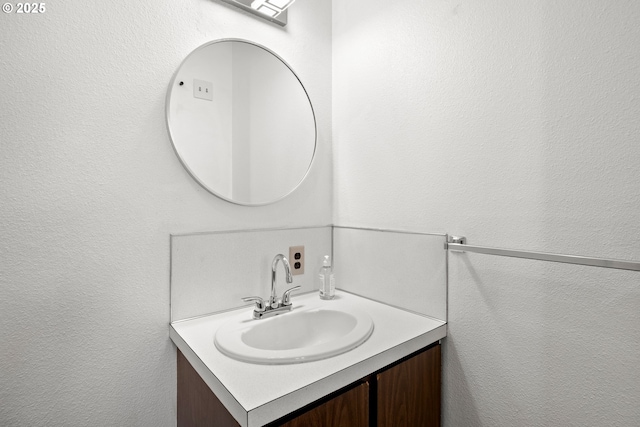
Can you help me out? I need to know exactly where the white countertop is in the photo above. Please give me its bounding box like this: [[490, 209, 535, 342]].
[[170, 290, 447, 427]]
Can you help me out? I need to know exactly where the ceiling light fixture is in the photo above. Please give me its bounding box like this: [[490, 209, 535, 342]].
[[218, 0, 297, 26]]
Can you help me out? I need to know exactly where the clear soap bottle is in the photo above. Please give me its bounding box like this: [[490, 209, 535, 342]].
[[318, 255, 335, 300]]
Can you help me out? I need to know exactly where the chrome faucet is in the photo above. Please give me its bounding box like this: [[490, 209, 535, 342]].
[[242, 254, 301, 320], [270, 254, 293, 308]]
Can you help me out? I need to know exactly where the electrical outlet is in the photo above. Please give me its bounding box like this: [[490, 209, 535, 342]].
[[289, 245, 305, 275], [193, 79, 213, 101]]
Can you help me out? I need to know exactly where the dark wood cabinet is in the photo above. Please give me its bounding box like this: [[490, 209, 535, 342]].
[[177, 350, 241, 427], [377, 344, 441, 426], [276, 382, 369, 427], [177, 343, 440, 427]]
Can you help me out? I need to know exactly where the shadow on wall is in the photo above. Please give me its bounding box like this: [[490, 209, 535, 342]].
[[442, 337, 482, 427], [443, 254, 549, 427]]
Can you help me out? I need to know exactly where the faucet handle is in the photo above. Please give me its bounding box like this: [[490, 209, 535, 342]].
[[241, 296, 267, 312], [281, 285, 301, 306]]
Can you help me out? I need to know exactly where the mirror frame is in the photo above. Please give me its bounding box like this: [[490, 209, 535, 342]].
[[165, 38, 318, 206]]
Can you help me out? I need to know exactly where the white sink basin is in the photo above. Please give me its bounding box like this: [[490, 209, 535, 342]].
[[214, 306, 374, 364]]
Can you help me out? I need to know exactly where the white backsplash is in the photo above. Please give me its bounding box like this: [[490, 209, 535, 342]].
[[333, 227, 447, 322], [171, 226, 447, 323], [171, 227, 332, 322]]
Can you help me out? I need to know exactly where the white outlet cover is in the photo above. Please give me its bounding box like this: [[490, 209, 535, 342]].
[[193, 79, 213, 101], [289, 245, 305, 275]]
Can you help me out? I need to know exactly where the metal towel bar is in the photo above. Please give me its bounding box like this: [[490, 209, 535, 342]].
[[446, 236, 640, 272]]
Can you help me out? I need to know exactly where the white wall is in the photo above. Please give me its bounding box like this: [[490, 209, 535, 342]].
[[0, 1, 331, 426], [333, 0, 640, 425]]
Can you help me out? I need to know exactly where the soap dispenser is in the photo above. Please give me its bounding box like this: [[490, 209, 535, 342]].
[[318, 255, 335, 300]]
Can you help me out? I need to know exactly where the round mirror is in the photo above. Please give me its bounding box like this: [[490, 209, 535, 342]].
[[166, 39, 317, 205]]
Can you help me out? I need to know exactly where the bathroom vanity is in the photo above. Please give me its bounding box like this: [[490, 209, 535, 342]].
[[165, 37, 449, 427], [178, 342, 440, 427], [170, 291, 446, 427]]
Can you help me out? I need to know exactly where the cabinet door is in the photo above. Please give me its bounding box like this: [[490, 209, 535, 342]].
[[377, 344, 441, 427], [277, 382, 369, 427]]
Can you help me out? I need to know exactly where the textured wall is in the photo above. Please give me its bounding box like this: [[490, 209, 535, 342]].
[[333, 0, 640, 425], [0, 1, 331, 426]]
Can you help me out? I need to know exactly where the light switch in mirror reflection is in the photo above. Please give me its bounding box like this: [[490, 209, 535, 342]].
[[166, 39, 317, 205]]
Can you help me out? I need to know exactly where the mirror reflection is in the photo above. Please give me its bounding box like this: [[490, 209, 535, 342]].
[[166, 39, 317, 205]]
